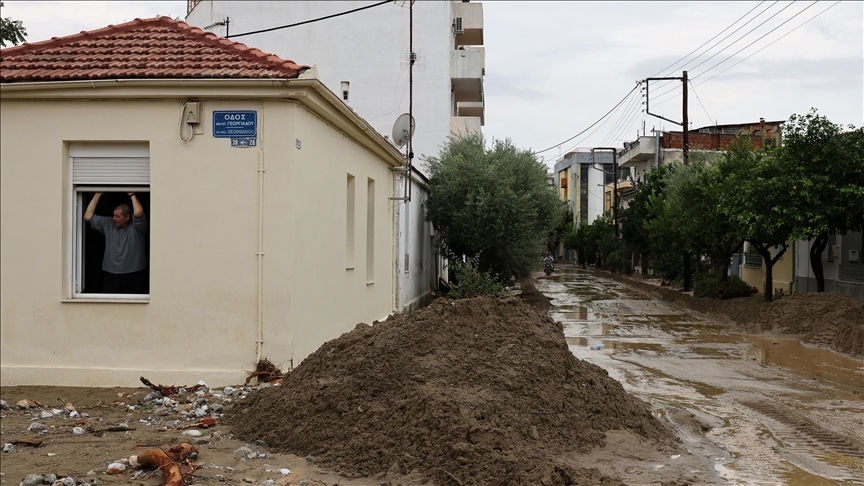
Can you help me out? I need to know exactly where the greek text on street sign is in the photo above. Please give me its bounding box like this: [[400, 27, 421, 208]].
[[213, 111, 257, 138]]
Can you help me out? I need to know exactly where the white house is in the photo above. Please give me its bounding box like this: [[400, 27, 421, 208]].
[[185, 1, 479, 311], [0, 17, 409, 387]]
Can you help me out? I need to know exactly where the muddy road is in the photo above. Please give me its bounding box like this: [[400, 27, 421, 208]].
[[537, 266, 864, 485]]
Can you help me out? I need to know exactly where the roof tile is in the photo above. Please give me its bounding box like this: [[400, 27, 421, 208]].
[[1, 16, 310, 83]]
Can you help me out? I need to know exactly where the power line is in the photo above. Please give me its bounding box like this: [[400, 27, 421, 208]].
[[694, 1, 841, 89], [649, 1, 776, 93], [691, 0, 819, 81], [227, 0, 393, 39], [649, 1, 769, 78], [599, 89, 643, 147], [689, 80, 714, 126], [651, 1, 797, 102], [533, 83, 641, 155], [651, 0, 822, 108]]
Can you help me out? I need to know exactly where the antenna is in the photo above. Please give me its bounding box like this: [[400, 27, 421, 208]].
[[391, 113, 416, 148]]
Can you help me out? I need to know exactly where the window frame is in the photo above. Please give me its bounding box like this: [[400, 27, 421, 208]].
[[68, 185, 151, 302]]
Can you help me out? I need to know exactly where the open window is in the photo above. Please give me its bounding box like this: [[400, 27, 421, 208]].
[[69, 143, 150, 300]]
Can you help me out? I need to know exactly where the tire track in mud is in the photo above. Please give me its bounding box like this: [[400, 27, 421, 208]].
[[740, 399, 864, 464]]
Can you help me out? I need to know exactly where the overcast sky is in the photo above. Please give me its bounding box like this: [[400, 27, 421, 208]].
[[4, 1, 861, 167]]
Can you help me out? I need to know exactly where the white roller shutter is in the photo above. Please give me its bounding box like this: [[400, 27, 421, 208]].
[[70, 142, 150, 185], [72, 157, 150, 185]]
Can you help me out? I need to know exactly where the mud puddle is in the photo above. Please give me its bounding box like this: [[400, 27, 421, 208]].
[[538, 267, 864, 485]]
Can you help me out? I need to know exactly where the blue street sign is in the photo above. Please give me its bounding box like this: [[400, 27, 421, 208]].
[[213, 110, 257, 138]]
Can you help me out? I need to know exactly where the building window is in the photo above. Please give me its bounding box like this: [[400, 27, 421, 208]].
[[366, 177, 375, 283], [346, 174, 355, 268], [341, 81, 350, 101], [69, 143, 150, 300]]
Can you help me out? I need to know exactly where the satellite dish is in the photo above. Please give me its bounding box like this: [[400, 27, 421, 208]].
[[391, 113, 416, 148]]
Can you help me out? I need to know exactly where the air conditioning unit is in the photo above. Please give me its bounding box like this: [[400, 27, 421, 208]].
[[454, 17, 464, 35], [850, 249, 860, 262]]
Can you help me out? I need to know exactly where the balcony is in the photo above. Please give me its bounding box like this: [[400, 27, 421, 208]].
[[456, 101, 484, 125], [451, 116, 482, 136], [453, 2, 484, 47], [451, 49, 483, 103], [618, 136, 656, 168]]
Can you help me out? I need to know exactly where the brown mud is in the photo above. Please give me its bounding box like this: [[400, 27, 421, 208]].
[[594, 269, 864, 358], [226, 293, 678, 486]]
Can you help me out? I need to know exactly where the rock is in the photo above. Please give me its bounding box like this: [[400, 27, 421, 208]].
[[39, 411, 54, 419], [62, 477, 76, 486], [182, 430, 202, 437], [17, 400, 35, 409], [222, 386, 235, 396], [72, 427, 85, 435], [64, 403, 76, 412], [253, 439, 268, 447], [2, 443, 12, 453], [263, 480, 276, 486], [529, 425, 539, 440], [28, 422, 49, 433], [143, 392, 161, 402], [232, 446, 252, 457], [279, 469, 291, 475], [256, 383, 271, 391], [210, 404, 224, 413], [242, 478, 253, 483], [21, 474, 44, 486], [0, 399, 8, 409], [106, 463, 126, 474], [42, 474, 57, 484]]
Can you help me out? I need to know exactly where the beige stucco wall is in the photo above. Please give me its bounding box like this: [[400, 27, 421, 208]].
[[0, 82, 399, 387]]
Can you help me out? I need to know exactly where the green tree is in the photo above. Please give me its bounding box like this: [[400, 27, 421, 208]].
[[779, 109, 864, 291], [0, 2, 27, 47], [665, 156, 745, 282], [719, 137, 797, 301], [424, 133, 564, 279]]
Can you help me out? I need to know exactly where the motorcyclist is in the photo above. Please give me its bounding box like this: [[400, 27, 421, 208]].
[[543, 253, 555, 273]]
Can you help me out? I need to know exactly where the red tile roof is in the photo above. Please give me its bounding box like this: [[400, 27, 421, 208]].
[[0, 16, 310, 83]]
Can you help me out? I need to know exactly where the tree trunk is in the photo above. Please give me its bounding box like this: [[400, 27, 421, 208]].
[[753, 243, 774, 302], [809, 233, 828, 292], [641, 250, 650, 276], [682, 251, 692, 291]]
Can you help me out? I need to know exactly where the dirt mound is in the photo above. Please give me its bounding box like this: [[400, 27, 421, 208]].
[[598, 271, 864, 358], [226, 296, 676, 486]]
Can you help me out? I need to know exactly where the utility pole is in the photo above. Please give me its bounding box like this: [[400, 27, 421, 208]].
[[682, 70, 688, 165], [643, 71, 692, 291], [644, 70, 689, 165]]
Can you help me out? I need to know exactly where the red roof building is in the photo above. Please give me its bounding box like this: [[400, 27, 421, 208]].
[[0, 16, 309, 82]]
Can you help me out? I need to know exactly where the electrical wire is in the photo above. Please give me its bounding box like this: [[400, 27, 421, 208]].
[[693, 1, 841, 88], [598, 89, 643, 147], [651, 0, 822, 107], [688, 80, 714, 126], [227, 0, 393, 38], [651, 1, 800, 103], [649, 1, 768, 79], [560, 88, 641, 154], [533, 83, 641, 155], [597, 88, 642, 146]]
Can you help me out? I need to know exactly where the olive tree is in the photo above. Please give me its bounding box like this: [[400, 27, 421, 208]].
[[424, 133, 564, 279]]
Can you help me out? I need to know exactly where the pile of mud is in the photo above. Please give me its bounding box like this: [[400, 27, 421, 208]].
[[599, 271, 864, 358], [227, 296, 676, 486]]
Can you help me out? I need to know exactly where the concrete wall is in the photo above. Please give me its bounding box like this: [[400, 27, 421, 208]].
[[187, 1, 455, 172], [0, 83, 399, 387]]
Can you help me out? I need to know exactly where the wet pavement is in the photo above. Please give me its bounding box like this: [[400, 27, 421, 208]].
[[537, 266, 864, 485]]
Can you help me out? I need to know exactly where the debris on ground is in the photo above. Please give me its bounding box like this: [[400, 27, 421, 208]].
[[244, 358, 284, 385], [139, 377, 206, 397]]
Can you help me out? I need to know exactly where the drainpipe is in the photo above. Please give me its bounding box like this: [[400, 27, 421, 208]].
[[654, 129, 661, 169], [256, 107, 265, 362]]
